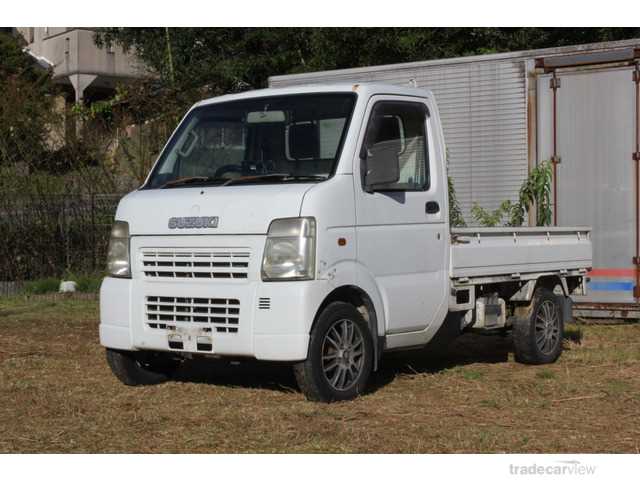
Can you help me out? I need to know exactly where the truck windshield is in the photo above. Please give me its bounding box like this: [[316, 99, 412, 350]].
[[145, 93, 357, 189]]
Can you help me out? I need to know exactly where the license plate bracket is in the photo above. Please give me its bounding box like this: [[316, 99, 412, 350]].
[[168, 326, 214, 352]]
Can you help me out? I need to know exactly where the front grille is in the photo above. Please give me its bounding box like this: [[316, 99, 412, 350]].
[[141, 249, 249, 279], [146, 296, 240, 333]]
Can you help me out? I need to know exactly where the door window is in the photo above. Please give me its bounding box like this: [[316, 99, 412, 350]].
[[363, 101, 430, 191]]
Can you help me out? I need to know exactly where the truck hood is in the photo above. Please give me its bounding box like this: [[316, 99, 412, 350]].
[[116, 183, 315, 235]]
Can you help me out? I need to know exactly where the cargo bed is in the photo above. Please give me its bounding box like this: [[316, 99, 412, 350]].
[[450, 227, 592, 283]]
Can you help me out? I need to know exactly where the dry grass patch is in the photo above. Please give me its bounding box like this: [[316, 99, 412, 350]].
[[1, 297, 639, 453]]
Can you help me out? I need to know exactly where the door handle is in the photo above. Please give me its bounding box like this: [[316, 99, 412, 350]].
[[425, 201, 440, 214]]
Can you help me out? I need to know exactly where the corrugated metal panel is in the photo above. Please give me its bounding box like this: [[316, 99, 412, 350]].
[[270, 60, 528, 220], [538, 67, 637, 304]]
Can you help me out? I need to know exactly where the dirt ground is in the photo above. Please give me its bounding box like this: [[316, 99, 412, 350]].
[[1, 296, 639, 453]]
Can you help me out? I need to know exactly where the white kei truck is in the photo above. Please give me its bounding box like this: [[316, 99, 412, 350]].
[[100, 83, 592, 402]]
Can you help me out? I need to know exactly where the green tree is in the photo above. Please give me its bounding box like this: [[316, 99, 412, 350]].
[[0, 31, 56, 166], [95, 28, 311, 93], [95, 27, 640, 95]]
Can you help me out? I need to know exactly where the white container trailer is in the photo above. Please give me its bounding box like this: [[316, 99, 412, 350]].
[[270, 39, 640, 317]]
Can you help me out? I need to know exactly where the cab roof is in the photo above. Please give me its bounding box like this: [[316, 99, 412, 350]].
[[196, 82, 433, 108]]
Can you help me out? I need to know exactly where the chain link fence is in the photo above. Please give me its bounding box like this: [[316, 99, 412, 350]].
[[0, 193, 122, 282]]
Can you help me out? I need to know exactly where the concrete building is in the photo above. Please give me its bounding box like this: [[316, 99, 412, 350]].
[[17, 27, 145, 104]]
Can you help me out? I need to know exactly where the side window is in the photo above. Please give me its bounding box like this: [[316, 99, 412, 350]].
[[363, 101, 429, 191]]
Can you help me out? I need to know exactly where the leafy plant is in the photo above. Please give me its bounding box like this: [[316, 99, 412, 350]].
[[65, 272, 104, 293], [446, 148, 466, 228], [470, 161, 553, 227], [471, 200, 514, 227], [448, 175, 466, 227], [512, 160, 553, 227], [70, 86, 126, 122]]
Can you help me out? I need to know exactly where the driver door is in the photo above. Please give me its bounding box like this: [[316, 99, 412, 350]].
[[355, 96, 448, 334]]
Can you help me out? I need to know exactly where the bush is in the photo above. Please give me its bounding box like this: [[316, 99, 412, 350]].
[[66, 272, 104, 293], [23, 277, 59, 295], [22, 272, 104, 295]]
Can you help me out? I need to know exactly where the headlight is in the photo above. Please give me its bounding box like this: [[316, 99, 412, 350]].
[[261, 217, 316, 281], [107, 220, 131, 278]]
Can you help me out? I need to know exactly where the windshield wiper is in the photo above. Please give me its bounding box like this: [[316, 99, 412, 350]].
[[160, 176, 224, 189], [284, 174, 328, 181], [223, 174, 328, 186], [160, 173, 328, 189]]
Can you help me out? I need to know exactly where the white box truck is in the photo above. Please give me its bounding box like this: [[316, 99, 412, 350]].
[[100, 83, 592, 402]]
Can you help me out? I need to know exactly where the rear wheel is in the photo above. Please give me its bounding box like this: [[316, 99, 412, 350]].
[[294, 302, 374, 402], [106, 348, 180, 386], [513, 288, 564, 365]]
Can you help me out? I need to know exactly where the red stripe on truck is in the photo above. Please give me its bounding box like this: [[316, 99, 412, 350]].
[[588, 268, 635, 278]]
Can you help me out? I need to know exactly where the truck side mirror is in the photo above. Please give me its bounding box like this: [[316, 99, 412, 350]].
[[363, 139, 400, 191]]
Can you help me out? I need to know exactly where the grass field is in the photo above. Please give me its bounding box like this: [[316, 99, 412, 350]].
[[1, 296, 639, 453]]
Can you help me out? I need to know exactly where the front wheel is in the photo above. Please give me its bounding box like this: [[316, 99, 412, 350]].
[[106, 348, 181, 386], [513, 288, 564, 365], [294, 302, 374, 402]]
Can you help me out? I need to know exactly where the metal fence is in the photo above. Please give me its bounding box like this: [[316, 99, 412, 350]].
[[0, 281, 24, 296], [0, 193, 122, 281]]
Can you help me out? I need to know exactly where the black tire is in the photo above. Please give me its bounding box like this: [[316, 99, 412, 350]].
[[106, 348, 179, 386], [294, 302, 374, 402], [513, 288, 564, 365]]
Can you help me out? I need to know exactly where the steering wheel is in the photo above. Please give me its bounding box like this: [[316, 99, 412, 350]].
[[214, 164, 243, 178]]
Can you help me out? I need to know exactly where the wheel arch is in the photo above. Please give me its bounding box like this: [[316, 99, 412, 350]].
[[511, 274, 571, 326], [536, 274, 568, 297], [509, 274, 569, 305], [313, 285, 383, 370]]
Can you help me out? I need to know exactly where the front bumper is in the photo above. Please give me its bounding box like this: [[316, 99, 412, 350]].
[[99, 276, 327, 362]]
